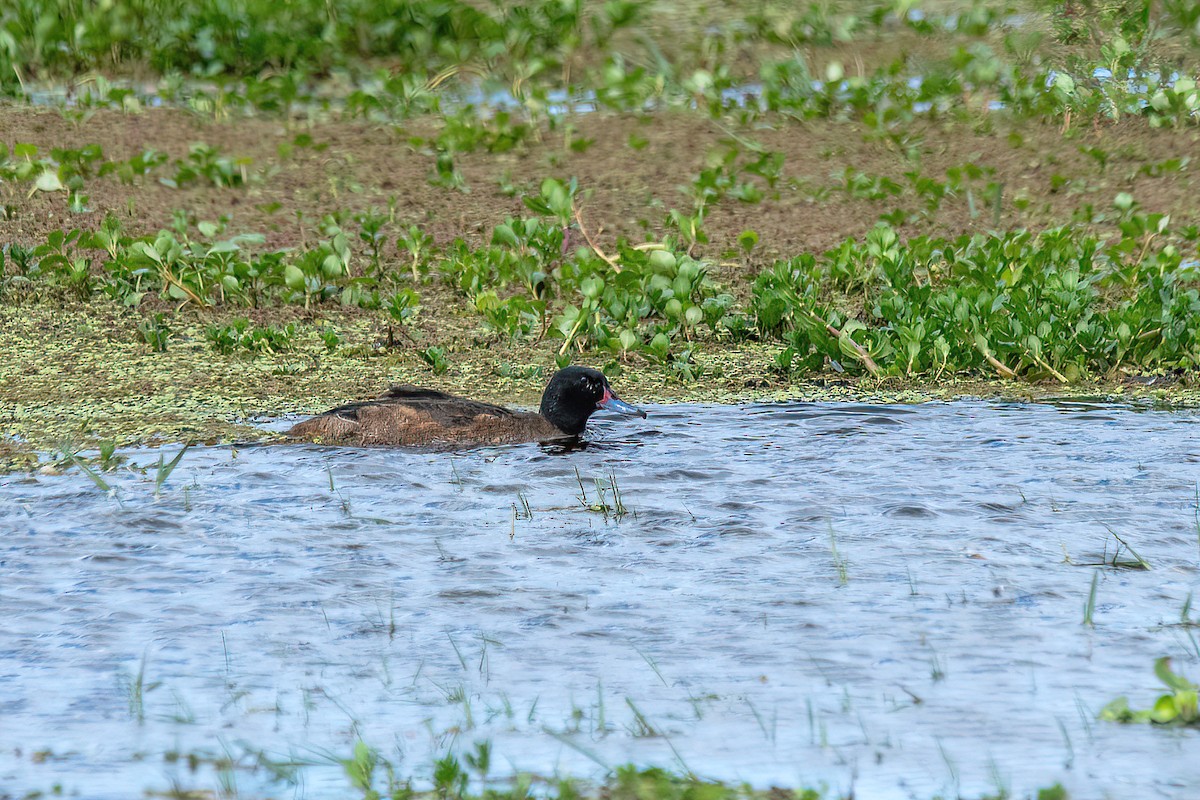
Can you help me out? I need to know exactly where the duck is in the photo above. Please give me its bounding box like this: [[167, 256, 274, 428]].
[[286, 366, 647, 447]]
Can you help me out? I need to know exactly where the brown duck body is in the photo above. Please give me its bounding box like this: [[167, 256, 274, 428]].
[[286, 385, 568, 447]]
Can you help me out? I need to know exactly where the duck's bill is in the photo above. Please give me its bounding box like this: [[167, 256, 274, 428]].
[[598, 387, 648, 418]]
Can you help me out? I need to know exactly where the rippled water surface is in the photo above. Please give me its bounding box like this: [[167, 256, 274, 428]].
[[4, 401, 1200, 799]]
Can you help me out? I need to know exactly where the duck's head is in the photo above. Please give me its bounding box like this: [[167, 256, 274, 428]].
[[539, 366, 647, 436]]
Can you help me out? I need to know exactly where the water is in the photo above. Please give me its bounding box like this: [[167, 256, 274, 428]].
[[3, 401, 1199, 799]]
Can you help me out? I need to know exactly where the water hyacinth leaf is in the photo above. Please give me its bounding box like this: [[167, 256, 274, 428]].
[[493, 223, 519, 248], [33, 169, 65, 193], [1150, 694, 1179, 723], [1098, 697, 1136, 722], [648, 273, 672, 294], [581, 276, 605, 299], [283, 264, 305, 290], [1154, 657, 1196, 693], [1179, 691, 1199, 723], [321, 254, 343, 277], [649, 332, 670, 356], [836, 319, 868, 357], [737, 230, 759, 252]]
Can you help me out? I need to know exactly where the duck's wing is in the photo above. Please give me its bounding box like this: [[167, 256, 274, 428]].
[[370, 385, 519, 427], [287, 385, 521, 442]]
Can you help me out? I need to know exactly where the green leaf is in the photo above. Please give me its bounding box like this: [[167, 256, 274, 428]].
[[737, 230, 759, 252], [283, 264, 305, 290], [1150, 694, 1179, 723], [1154, 657, 1195, 692], [320, 253, 343, 277], [33, 169, 65, 193], [492, 223, 519, 248], [1099, 697, 1133, 722], [580, 276, 605, 300], [648, 249, 676, 271], [1175, 689, 1199, 723]]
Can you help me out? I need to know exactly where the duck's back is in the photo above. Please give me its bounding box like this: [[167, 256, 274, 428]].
[[286, 385, 564, 447]]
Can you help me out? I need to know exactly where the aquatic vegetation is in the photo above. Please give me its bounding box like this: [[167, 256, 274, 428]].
[[574, 466, 628, 521], [160, 143, 252, 189], [137, 312, 171, 352], [321, 748, 1077, 800], [1082, 571, 1100, 627], [752, 218, 1200, 381], [419, 345, 450, 375], [1, 141, 176, 209], [1100, 658, 1199, 725], [206, 319, 295, 356]]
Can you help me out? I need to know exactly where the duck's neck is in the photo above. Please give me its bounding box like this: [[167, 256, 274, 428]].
[[539, 399, 589, 436]]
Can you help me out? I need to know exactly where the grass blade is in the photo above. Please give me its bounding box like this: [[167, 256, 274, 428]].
[[155, 441, 191, 494]]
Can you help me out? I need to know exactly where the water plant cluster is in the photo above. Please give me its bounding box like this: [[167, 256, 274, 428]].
[[3, 0, 1199, 129], [1101, 658, 1199, 726], [329, 750, 1069, 800], [756, 216, 1200, 380], [4, 176, 1198, 382]]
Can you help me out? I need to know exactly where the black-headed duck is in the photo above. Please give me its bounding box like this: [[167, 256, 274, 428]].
[[286, 366, 646, 447]]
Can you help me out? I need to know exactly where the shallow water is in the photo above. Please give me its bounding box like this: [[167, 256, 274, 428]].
[[3, 401, 1200, 799]]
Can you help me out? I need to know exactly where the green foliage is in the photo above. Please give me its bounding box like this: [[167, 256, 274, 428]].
[[1036, 785, 1068, 800], [0, 0, 640, 92], [432, 754, 468, 800], [342, 740, 379, 795], [752, 217, 1200, 379], [206, 318, 295, 356], [0, 0, 1195, 133], [138, 313, 171, 352], [1100, 658, 1200, 725], [162, 143, 251, 188], [419, 346, 450, 375], [386, 289, 421, 326]]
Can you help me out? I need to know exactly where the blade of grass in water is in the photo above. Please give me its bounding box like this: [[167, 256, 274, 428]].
[[71, 455, 110, 491], [1083, 570, 1100, 626], [155, 442, 191, 494]]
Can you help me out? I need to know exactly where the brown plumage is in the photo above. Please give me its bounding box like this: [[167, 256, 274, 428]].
[[286, 367, 646, 448]]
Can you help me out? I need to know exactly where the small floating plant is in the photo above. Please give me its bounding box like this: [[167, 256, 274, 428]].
[[1100, 658, 1199, 726]]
